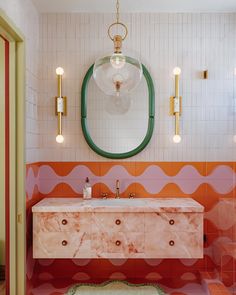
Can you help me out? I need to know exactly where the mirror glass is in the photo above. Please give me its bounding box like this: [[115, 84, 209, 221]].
[[87, 77, 148, 154], [81, 64, 155, 159]]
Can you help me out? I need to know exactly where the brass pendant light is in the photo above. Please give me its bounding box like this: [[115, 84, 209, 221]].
[[93, 0, 143, 97]]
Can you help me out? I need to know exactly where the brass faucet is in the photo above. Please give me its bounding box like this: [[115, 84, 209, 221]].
[[115, 179, 120, 199]]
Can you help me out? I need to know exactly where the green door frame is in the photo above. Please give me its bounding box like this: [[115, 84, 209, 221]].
[[0, 10, 25, 295]]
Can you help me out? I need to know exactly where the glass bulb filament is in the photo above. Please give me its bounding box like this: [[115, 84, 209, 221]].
[[173, 67, 181, 75], [115, 81, 122, 96], [56, 67, 64, 76], [110, 53, 126, 69], [173, 134, 181, 143], [56, 134, 64, 143], [113, 73, 124, 97]]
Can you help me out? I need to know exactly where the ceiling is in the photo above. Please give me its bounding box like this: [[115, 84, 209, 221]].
[[32, 0, 236, 13]]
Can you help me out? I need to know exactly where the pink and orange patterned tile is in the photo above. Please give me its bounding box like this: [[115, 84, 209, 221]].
[[26, 161, 236, 295]]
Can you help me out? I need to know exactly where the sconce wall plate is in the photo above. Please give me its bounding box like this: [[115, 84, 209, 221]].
[[169, 96, 182, 116], [55, 96, 67, 116]]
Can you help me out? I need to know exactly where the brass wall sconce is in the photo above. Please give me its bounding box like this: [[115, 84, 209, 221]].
[[170, 67, 182, 143], [55, 67, 67, 143]]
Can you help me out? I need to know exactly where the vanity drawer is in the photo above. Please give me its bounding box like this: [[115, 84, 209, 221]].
[[33, 231, 91, 259], [145, 231, 203, 258], [92, 232, 144, 256], [145, 212, 203, 232], [92, 213, 144, 233], [33, 212, 91, 233]]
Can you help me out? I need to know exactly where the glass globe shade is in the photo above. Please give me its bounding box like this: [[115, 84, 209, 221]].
[[56, 134, 64, 143], [93, 55, 142, 96], [173, 134, 181, 143], [110, 53, 126, 69], [173, 67, 181, 75], [56, 67, 64, 75]]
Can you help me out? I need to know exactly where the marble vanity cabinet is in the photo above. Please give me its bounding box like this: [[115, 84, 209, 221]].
[[32, 198, 204, 259]]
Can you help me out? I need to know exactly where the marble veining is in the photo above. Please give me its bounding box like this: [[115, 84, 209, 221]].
[[33, 197, 204, 259]]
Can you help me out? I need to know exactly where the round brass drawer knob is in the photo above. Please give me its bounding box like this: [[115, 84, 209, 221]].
[[169, 240, 175, 246], [115, 240, 121, 246], [62, 240, 68, 246], [62, 219, 68, 225], [115, 219, 121, 225], [169, 219, 175, 225]]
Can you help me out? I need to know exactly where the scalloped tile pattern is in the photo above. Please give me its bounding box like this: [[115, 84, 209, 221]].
[[26, 162, 236, 294]]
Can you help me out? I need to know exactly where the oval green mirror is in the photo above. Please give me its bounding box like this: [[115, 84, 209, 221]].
[[81, 63, 155, 159]]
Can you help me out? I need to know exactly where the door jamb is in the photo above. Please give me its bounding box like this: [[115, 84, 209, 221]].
[[0, 9, 25, 295]]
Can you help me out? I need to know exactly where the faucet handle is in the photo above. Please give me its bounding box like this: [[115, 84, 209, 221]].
[[129, 193, 135, 199], [101, 192, 108, 199]]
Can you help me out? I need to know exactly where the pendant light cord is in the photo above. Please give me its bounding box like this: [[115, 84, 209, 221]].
[[116, 0, 120, 24], [108, 0, 128, 41]]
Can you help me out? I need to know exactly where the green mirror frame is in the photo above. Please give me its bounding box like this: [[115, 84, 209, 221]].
[[81, 62, 155, 159]]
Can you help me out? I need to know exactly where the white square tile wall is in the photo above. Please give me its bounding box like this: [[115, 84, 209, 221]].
[[38, 13, 236, 162], [0, 0, 40, 163], [1, 5, 236, 162]]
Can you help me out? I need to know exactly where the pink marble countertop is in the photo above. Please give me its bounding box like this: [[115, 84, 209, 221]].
[[32, 198, 204, 213]]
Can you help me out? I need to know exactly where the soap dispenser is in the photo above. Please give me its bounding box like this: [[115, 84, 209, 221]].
[[83, 177, 92, 199]]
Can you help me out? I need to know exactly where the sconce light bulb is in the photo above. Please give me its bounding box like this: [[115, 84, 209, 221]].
[[110, 53, 126, 69], [173, 134, 181, 143], [56, 134, 64, 143], [173, 67, 181, 75], [233, 135, 236, 143], [56, 67, 64, 76]]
